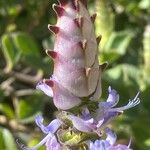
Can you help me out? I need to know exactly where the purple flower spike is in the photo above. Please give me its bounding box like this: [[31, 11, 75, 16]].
[[89, 128, 132, 150]]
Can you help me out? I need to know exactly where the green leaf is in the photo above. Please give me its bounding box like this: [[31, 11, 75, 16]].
[[102, 31, 133, 62], [1, 33, 21, 72], [12, 32, 43, 69], [1, 31, 52, 72], [0, 127, 18, 150], [0, 103, 15, 119], [17, 92, 44, 123]]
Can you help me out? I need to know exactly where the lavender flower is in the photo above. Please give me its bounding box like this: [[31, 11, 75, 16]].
[[69, 87, 140, 133], [96, 87, 140, 124], [17, 115, 62, 150], [89, 128, 132, 150]]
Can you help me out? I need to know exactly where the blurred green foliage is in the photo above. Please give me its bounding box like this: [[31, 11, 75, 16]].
[[0, 0, 150, 150]]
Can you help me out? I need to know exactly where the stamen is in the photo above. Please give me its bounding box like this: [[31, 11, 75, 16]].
[[128, 137, 132, 148], [110, 92, 140, 112]]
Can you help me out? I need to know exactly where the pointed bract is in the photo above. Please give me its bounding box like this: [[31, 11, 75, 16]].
[[74, 17, 83, 28], [91, 13, 97, 23], [48, 25, 59, 34], [96, 35, 102, 45], [46, 50, 57, 59], [44, 79, 54, 87], [43, 0, 103, 107], [57, 0, 69, 6], [53, 4, 65, 17], [79, 39, 87, 50]]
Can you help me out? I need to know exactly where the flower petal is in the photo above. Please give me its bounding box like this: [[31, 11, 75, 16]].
[[105, 128, 117, 146], [102, 112, 120, 127], [111, 144, 132, 150], [106, 86, 119, 107], [110, 92, 140, 112], [46, 136, 61, 150], [81, 107, 92, 120], [89, 140, 110, 150], [35, 115, 62, 134], [69, 115, 93, 132]]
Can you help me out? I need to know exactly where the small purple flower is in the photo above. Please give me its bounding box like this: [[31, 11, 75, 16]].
[[69, 87, 140, 133], [69, 108, 104, 133], [96, 87, 140, 125], [89, 128, 132, 150], [17, 115, 62, 150]]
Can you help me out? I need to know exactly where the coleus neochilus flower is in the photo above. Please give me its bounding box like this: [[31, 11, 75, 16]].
[[37, 0, 107, 110], [69, 87, 140, 133], [17, 0, 140, 150]]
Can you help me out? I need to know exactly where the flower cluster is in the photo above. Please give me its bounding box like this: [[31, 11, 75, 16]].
[[17, 0, 140, 150], [18, 87, 140, 150]]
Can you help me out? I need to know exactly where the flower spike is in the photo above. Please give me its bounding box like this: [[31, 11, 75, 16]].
[[18, 0, 141, 149]]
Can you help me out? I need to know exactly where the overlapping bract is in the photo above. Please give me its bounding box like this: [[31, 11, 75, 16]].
[[37, 0, 104, 110]]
